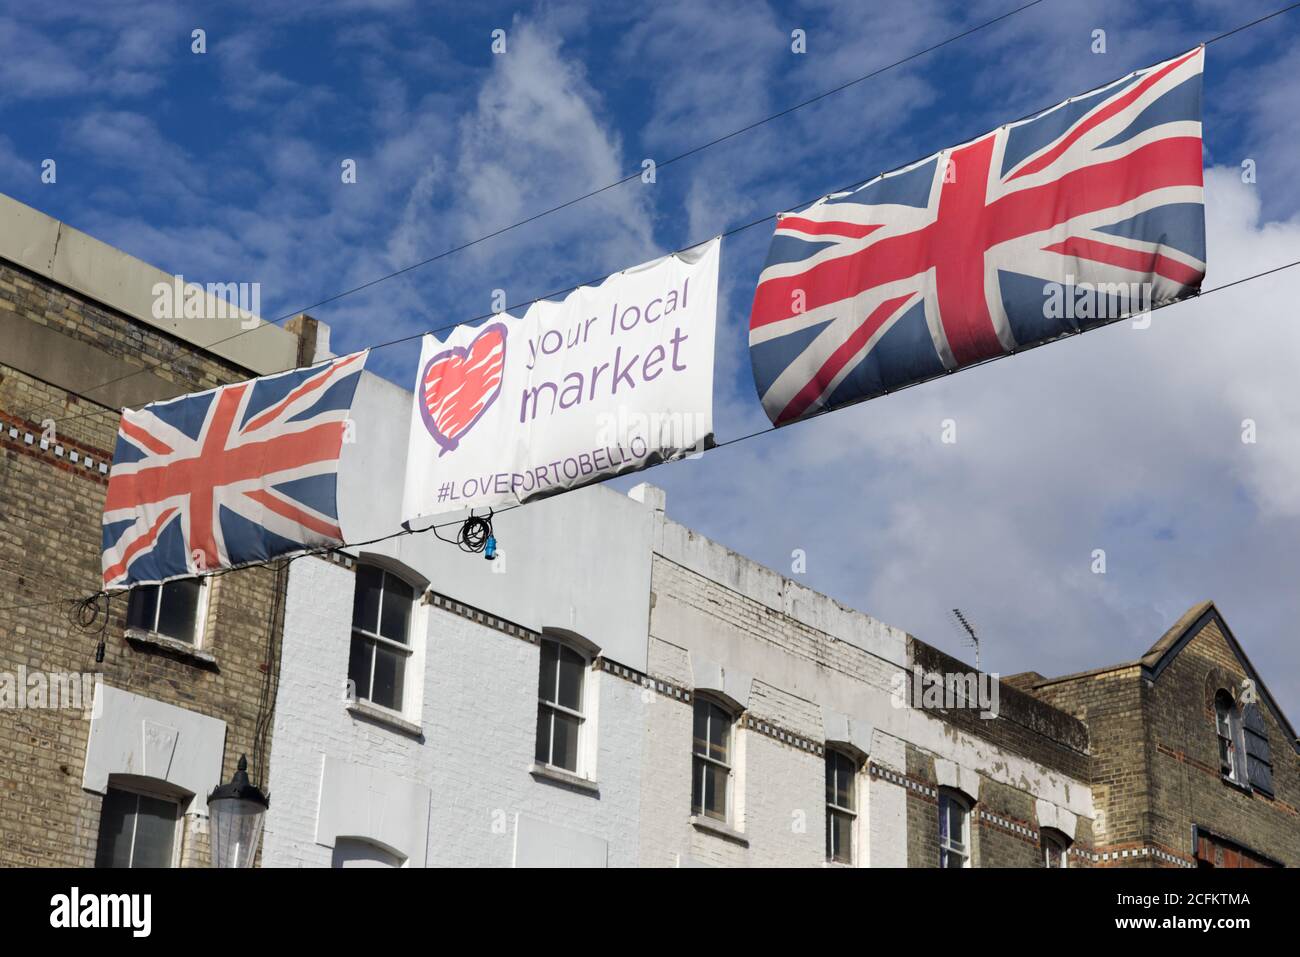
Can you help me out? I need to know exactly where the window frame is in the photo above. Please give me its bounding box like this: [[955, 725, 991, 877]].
[[94, 784, 183, 869], [1214, 689, 1244, 784], [1041, 828, 1069, 868], [125, 577, 208, 646], [348, 565, 416, 715], [691, 696, 735, 824], [938, 789, 971, 868], [331, 837, 406, 869], [534, 635, 589, 775], [825, 748, 858, 864]]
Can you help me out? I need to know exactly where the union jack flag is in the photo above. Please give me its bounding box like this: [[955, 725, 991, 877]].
[[102, 351, 368, 589], [750, 48, 1206, 426]]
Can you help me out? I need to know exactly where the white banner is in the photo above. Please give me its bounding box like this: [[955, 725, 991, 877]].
[[402, 238, 720, 521]]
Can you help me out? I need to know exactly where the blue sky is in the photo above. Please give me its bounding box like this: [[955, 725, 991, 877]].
[[3, 0, 1299, 717]]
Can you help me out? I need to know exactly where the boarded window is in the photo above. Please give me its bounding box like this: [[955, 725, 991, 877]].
[[1195, 830, 1277, 868], [1241, 703, 1274, 797]]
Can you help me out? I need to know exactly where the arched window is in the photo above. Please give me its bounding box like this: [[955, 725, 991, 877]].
[[1214, 689, 1243, 783], [332, 837, 405, 869], [1041, 828, 1070, 868], [938, 789, 971, 868]]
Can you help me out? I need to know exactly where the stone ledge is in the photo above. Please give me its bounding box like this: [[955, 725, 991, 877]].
[[346, 699, 424, 739], [689, 814, 749, 846], [124, 628, 217, 669], [1220, 775, 1256, 798], [528, 762, 600, 795]]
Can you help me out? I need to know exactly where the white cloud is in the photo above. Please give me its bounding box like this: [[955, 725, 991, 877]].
[[213, 30, 339, 121], [0, 135, 30, 185], [618, 0, 786, 149], [443, 18, 656, 288], [8, 2, 1295, 715], [0, 3, 188, 102], [1225, 43, 1300, 218], [649, 167, 1300, 716], [61, 111, 211, 216], [0, 18, 88, 100]]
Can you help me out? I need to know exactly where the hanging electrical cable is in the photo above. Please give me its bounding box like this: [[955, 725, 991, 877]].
[[251, 559, 288, 788], [439, 509, 496, 559], [17, 0, 1057, 425], [31, 0, 1300, 436], [10, 252, 1291, 623], [4, 4, 1300, 622], [66, 590, 113, 664]]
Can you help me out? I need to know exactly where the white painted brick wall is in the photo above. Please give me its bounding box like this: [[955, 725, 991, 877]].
[[263, 556, 644, 868], [865, 732, 909, 868], [748, 680, 823, 741], [645, 550, 1092, 865], [741, 734, 824, 867], [262, 487, 1092, 867], [636, 688, 694, 867]]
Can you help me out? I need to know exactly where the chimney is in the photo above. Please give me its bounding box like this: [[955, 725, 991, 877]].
[[628, 483, 666, 513], [285, 313, 332, 366]]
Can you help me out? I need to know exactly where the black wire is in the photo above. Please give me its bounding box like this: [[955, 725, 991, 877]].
[[19, 0, 1057, 426], [10, 6, 1300, 618], [430, 509, 495, 554], [68, 591, 106, 630], [66, 590, 112, 663], [251, 559, 288, 789], [1204, 2, 1300, 43], [0, 508, 464, 619], [16, 250, 1300, 620], [704, 263, 1300, 452], [32, 0, 1300, 433]]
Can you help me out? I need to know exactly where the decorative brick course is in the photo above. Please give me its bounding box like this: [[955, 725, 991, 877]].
[[1029, 609, 1299, 868], [0, 258, 296, 868]]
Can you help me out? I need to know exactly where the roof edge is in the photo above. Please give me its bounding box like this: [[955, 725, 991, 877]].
[[0, 191, 303, 378], [1141, 601, 1299, 754]]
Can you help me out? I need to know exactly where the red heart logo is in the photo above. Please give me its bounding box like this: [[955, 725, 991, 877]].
[[418, 323, 507, 455]]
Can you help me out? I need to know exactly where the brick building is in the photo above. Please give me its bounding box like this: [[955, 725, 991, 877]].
[[1, 194, 1294, 868], [263, 443, 1096, 866], [1023, 602, 1298, 868], [0, 192, 324, 867], [262, 363, 1292, 869]]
